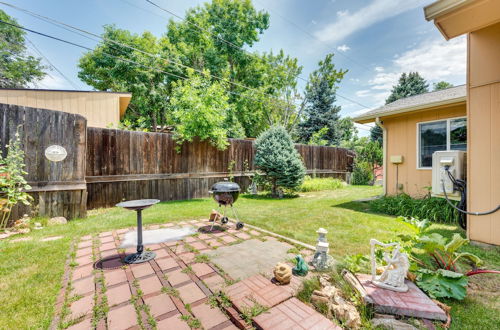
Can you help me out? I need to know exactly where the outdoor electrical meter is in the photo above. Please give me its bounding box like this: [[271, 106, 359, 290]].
[[431, 150, 466, 199]]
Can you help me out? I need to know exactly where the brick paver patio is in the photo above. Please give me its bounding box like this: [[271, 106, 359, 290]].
[[52, 219, 339, 329]]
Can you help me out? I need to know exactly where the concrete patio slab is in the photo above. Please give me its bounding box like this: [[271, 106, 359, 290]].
[[204, 239, 294, 280]]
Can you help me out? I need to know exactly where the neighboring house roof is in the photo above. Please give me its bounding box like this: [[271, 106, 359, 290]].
[[353, 85, 466, 124], [0, 87, 131, 96]]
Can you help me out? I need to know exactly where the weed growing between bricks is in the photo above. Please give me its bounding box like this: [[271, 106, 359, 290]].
[[180, 314, 202, 329], [58, 242, 79, 329], [130, 279, 146, 329], [194, 254, 211, 263], [161, 285, 179, 297], [240, 298, 269, 325]]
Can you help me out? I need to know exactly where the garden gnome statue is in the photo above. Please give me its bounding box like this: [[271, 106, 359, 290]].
[[292, 255, 309, 276], [274, 262, 292, 284], [370, 239, 409, 292], [312, 228, 334, 271]]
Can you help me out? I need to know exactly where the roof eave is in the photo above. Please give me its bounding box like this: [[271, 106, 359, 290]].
[[353, 96, 466, 124], [424, 0, 474, 21]]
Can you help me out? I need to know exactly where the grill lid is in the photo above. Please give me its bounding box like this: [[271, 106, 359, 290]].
[[210, 180, 240, 193]]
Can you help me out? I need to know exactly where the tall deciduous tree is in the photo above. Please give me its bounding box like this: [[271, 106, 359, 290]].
[[386, 72, 428, 104], [0, 10, 46, 88], [297, 54, 346, 145]]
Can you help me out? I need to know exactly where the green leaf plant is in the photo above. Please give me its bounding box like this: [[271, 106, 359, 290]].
[[0, 129, 33, 229]]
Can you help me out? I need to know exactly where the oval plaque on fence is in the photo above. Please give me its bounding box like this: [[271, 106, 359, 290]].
[[44, 145, 67, 162]]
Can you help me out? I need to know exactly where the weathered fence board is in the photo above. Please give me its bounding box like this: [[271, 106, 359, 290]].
[[85, 128, 355, 209], [0, 103, 87, 222]]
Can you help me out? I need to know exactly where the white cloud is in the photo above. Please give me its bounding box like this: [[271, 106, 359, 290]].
[[336, 10, 349, 17], [337, 44, 350, 52], [311, 19, 317, 25], [314, 0, 426, 44], [363, 36, 466, 105]]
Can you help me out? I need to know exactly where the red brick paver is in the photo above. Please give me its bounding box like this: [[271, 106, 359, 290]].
[[157, 314, 190, 330], [69, 294, 93, 319], [138, 276, 163, 295], [131, 263, 155, 278], [72, 276, 94, 295], [107, 283, 132, 306], [166, 269, 191, 287], [253, 298, 341, 330], [224, 275, 291, 311], [178, 282, 206, 304], [107, 304, 138, 329], [156, 257, 179, 271], [356, 274, 447, 321], [191, 263, 214, 277], [144, 293, 177, 317], [192, 302, 231, 329], [104, 269, 127, 286]]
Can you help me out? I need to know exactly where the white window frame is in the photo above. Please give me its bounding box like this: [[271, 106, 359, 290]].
[[416, 116, 466, 170]]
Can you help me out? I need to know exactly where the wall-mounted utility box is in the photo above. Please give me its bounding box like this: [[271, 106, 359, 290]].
[[432, 150, 466, 199], [390, 155, 404, 164]]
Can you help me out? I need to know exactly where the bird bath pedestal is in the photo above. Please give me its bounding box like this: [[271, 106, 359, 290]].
[[116, 199, 160, 264]]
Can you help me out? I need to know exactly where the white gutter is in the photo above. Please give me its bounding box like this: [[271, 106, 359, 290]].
[[375, 117, 387, 196], [424, 0, 473, 21]]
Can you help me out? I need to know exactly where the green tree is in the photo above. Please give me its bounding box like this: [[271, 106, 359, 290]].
[[370, 125, 383, 145], [342, 137, 382, 184], [78, 26, 182, 131], [254, 126, 306, 197], [386, 72, 428, 104], [0, 9, 46, 88], [168, 69, 237, 150], [433, 81, 453, 91], [337, 117, 358, 144], [297, 54, 347, 145]]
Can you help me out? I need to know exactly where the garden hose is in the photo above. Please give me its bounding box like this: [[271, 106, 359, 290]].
[[441, 166, 500, 230]]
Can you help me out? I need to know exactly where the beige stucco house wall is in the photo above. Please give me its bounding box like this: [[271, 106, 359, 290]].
[[0, 89, 131, 128], [425, 0, 500, 246]]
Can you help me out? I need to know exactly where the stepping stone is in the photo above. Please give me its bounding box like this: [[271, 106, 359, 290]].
[[107, 304, 138, 329], [144, 293, 177, 317], [157, 313, 190, 330], [191, 263, 214, 277], [253, 297, 341, 330], [106, 283, 132, 306], [224, 275, 291, 311], [356, 274, 447, 321], [192, 302, 230, 329], [69, 294, 93, 319], [104, 269, 127, 286], [178, 282, 206, 304]]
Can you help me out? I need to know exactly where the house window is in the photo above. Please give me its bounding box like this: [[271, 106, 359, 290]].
[[418, 117, 467, 168]]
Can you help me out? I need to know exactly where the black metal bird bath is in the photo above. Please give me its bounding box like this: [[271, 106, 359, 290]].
[[116, 199, 160, 264]]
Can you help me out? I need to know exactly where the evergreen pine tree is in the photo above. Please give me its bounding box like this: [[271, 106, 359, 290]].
[[370, 125, 383, 145], [298, 54, 346, 145], [255, 126, 306, 197], [433, 81, 453, 91], [386, 72, 429, 104]]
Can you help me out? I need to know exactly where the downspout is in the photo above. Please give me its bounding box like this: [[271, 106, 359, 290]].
[[375, 117, 387, 196]]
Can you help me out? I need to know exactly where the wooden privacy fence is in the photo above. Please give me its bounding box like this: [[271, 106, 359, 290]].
[[1, 103, 355, 220], [0, 103, 87, 220], [86, 128, 355, 209]]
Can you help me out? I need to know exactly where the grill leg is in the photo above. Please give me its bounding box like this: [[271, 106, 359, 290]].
[[230, 205, 240, 222]]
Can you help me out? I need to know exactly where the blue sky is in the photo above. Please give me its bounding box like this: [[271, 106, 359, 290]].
[[2, 0, 467, 135]]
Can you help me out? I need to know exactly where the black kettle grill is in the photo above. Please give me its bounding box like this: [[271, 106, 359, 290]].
[[208, 180, 244, 230]]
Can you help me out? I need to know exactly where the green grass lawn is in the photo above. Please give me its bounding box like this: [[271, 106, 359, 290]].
[[0, 185, 498, 329]]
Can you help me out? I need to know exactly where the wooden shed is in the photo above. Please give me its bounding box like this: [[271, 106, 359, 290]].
[[0, 88, 131, 128]]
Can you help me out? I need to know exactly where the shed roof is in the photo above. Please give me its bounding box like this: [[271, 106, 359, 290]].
[[353, 84, 466, 123]]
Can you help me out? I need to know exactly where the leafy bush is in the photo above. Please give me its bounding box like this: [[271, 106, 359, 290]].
[[351, 161, 373, 185], [298, 177, 344, 192], [0, 130, 32, 228], [369, 194, 458, 223], [254, 126, 306, 197]]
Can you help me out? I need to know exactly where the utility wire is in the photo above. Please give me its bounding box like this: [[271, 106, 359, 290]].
[[141, 0, 372, 110], [26, 37, 81, 90], [0, 1, 291, 103]]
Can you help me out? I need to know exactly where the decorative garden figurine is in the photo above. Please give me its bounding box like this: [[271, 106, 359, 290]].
[[370, 239, 409, 292], [312, 227, 334, 271], [273, 262, 292, 284], [292, 255, 309, 276]]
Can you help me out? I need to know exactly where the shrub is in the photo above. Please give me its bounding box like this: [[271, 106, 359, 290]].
[[369, 194, 458, 223], [0, 130, 32, 228], [351, 161, 373, 185], [299, 177, 344, 192], [254, 126, 306, 197]]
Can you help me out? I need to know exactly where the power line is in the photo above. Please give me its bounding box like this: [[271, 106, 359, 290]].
[[141, 0, 372, 110], [26, 37, 81, 90]]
